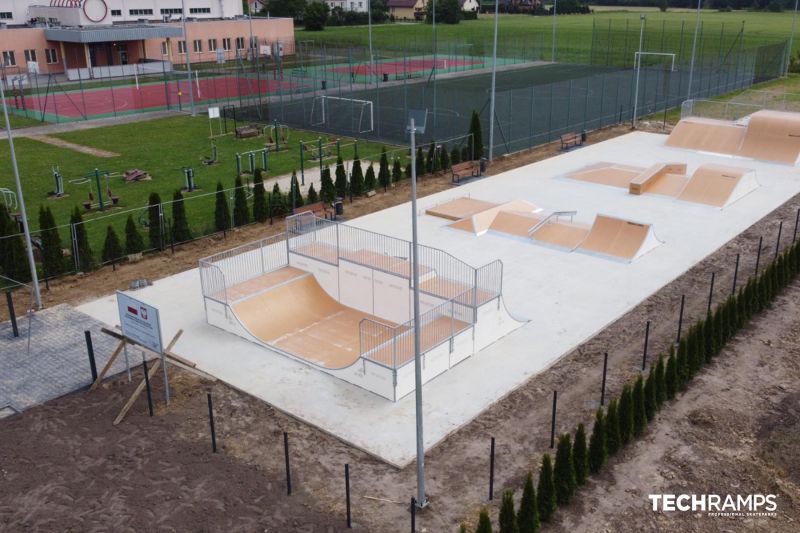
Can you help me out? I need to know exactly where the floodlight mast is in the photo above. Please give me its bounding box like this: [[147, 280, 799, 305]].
[[488, 0, 499, 161], [407, 117, 428, 509], [180, 0, 196, 116], [0, 79, 42, 308], [632, 14, 646, 128], [686, 0, 702, 100]]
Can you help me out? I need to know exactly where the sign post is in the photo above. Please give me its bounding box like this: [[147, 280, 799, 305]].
[[116, 291, 170, 403]]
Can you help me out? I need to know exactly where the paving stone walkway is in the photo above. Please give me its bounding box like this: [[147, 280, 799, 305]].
[[0, 304, 148, 413]]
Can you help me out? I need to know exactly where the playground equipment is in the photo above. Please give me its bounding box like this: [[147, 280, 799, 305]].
[[181, 167, 198, 192], [298, 139, 357, 186], [70, 168, 120, 211], [1, 188, 17, 210], [49, 166, 65, 197], [236, 148, 269, 175], [202, 143, 219, 166], [265, 120, 290, 151]]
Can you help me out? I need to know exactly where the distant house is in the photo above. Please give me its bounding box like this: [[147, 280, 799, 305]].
[[325, 0, 369, 13], [480, 0, 541, 13], [388, 0, 418, 20], [460, 0, 480, 12]]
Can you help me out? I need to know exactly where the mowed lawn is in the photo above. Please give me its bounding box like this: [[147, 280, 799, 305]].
[[0, 115, 399, 251], [297, 11, 796, 58]]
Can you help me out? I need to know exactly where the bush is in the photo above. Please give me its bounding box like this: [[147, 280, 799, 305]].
[[101, 225, 123, 270], [253, 171, 268, 223], [587, 408, 606, 474], [307, 183, 319, 204], [632, 375, 647, 438], [334, 157, 348, 198], [654, 356, 666, 407], [536, 454, 556, 522], [1, 204, 32, 282], [392, 158, 402, 183], [233, 177, 249, 227], [665, 350, 678, 400], [124, 215, 144, 255], [554, 434, 576, 505], [271, 182, 286, 216], [364, 164, 377, 192], [214, 183, 230, 233], [573, 423, 588, 485], [644, 367, 657, 422], [476, 509, 493, 533], [499, 490, 519, 533], [171, 190, 192, 243], [148, 192, 163, 251], [39, 206, 64, 278], [604, 399, 620, 457], [618, 384, 633, 446], [350, 156, 364, 197], [320, 165, 336, 203], [304, 0, 330, 30], [517, 472, 539, 533], [379, 147, 391, 191], [469, 110, 484, 160]]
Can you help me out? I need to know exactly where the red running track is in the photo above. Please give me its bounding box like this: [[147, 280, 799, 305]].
[[329, 58, 483, 77], [17, 76, 298, 119]]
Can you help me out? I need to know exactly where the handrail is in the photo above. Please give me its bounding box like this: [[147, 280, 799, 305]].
[[527, 210, 578, 236]]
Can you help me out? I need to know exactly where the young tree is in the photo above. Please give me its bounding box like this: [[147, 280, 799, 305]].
[[214, 182, 230, 233], [654, 356, 667, 407], [101, 224, 123, 271], [0, 204, 12, 276], [288, 171, 304, 210], [350, 156, 364, 197], [440, 143, 451, 172], [665, 350, 678, 400], [378, 147, 391, 191], [426, 0, 462, 24], [469, 110, 484, 160], [416, 146, 425, 176], [124, 215, 144, 255], [537, 454, 556, 522], [307, 183, 319, 204], [573, 423, 588, 485], [554, 433, 576, 505], [233, 176, 249, 226], [426, 141, 436, 174], [334, 157, 348, 198], [644, 367, 657, 422], [617, 385, 634, 446], [364, 163, 377, 192], [148, 192, 163, 250], [499, 490, 520, 533], [517, 472, 539, 533], [632, 374, 647, 438], [476, 509, 493, 533], [451, 145, 462, 165], [392, 157, 402, 184], [271, 182, 286, 216], [39, 206, 64, 278], [587, 408, 606, 474], [405, 162, 413, 181], [171, 190, 192, 243], [70, 206, 94, 272], [320, 165, 336, 203], [605, 399, 621, 457], [253, 170, 268, 223], [675, 338, 688, 389], [1, 205, 31, 282]]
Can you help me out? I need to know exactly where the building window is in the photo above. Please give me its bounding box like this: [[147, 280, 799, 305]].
[[0, 12, 12, 19], [129, 9, 154, 16], [208, 38, 218, 51], [2, 51, 15, 66], [160, 8, 183, 15], [178, 41, 187, 54], [222, 38, 231, 51], [235, 37, 245, 51], [190, 8, 211, 14], [45, 48, 58, 64], [160, 41, 168, 56], [111, 9, 121, 16], [24, 49, 37, 63], [193, 40, 202, 53]]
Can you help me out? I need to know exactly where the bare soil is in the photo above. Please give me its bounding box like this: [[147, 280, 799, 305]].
[[3, 123, 799, 532]]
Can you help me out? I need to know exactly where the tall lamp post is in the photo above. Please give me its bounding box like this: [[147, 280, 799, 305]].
[[180, 0, 196, 116], [407, 114, 428, 509], [686, 0, 702, 101], [488, 0, 499, 161], [786, 0, 799, 76], [632, 14, 646, 128], [0, 80, 42, 308], [552, 0, 558, 62]]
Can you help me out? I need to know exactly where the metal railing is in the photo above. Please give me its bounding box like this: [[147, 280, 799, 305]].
[[680, 99, 762, 122]]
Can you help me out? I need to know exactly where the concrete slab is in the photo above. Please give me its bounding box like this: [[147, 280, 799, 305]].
[[78, 131, 800, 467]]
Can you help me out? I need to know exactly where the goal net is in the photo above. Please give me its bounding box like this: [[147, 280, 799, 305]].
[[310, 96, 374, 134]]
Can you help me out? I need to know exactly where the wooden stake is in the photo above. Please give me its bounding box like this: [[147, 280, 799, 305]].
[[89, 340, 125, 392]]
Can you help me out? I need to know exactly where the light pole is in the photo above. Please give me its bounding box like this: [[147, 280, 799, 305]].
[[552, 0, 558, 62], [632, 13, 646, 128], [488, 0, 499, 161], [686, 0, 702, 100], [368, 0, 374, 81], [0, 79, 42, 309], [786, 0, 799, 76], [407, 116, 428, 509], [432, 0, 437, 132], [180, 0, 196, 116]]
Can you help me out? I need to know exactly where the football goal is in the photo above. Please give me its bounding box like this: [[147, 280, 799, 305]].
[[310, 95, 374, 134]]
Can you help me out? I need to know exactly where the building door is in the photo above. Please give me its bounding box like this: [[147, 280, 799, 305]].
[[119, 49, 128, 65]]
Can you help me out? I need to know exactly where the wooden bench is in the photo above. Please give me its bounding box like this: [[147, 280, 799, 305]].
[[235, 125, 259, 139], [292, 201, 331, 218], [451, 160, 479, 183], [560, 132, 583, 151]]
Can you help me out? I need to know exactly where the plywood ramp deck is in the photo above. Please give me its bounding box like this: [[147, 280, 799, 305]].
[[426, 197, 499, 221], [566, 162, 646, 189], [219, 267, 306, 302], [678, 164, 753, 208], [233, 274, 393, 369], [578, 215, 661, 261], [530, 221, 591, 250], [665, 117, 746, 155], [738, 110, 800, 164]]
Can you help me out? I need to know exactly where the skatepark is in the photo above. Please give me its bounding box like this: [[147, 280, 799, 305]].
[[78, 112, 800, 467]]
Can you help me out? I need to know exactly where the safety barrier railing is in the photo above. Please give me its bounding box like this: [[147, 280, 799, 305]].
[[286, 212, 340, 265], [359, 288, 476, 369], [680, 99, 762, 121]]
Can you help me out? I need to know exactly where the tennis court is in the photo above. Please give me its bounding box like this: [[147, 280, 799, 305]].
[[12, 75, 300, 122]]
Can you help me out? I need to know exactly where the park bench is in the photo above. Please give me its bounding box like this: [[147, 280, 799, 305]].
[[292, 201, 331, 219], [560, 132, 583, 151], [235, 125, 259, 139], [451, 160, 479, 184]]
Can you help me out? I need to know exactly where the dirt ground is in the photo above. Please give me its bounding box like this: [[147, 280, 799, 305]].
[[3, 122, 799, 532]]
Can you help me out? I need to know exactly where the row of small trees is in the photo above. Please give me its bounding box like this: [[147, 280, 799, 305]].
[[465, 234, 800, 532]]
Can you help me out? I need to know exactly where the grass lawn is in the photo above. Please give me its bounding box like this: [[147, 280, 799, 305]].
[[0, 115, 402, 257], [298, 11, 796, 61], [5, 113, 47, 130]]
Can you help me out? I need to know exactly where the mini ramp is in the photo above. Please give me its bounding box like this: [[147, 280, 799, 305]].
[[566, 162, 646, 189], [577, 215, 662, 262], [677, 164, 759, 208], [666, 110, 800, 165]]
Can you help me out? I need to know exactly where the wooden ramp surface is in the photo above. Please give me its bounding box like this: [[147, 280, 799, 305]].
[[677, 164, 751, 208], [578, 215, 659, 261], [738, 110, 800, 164], [665, 117, 746, 155]]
